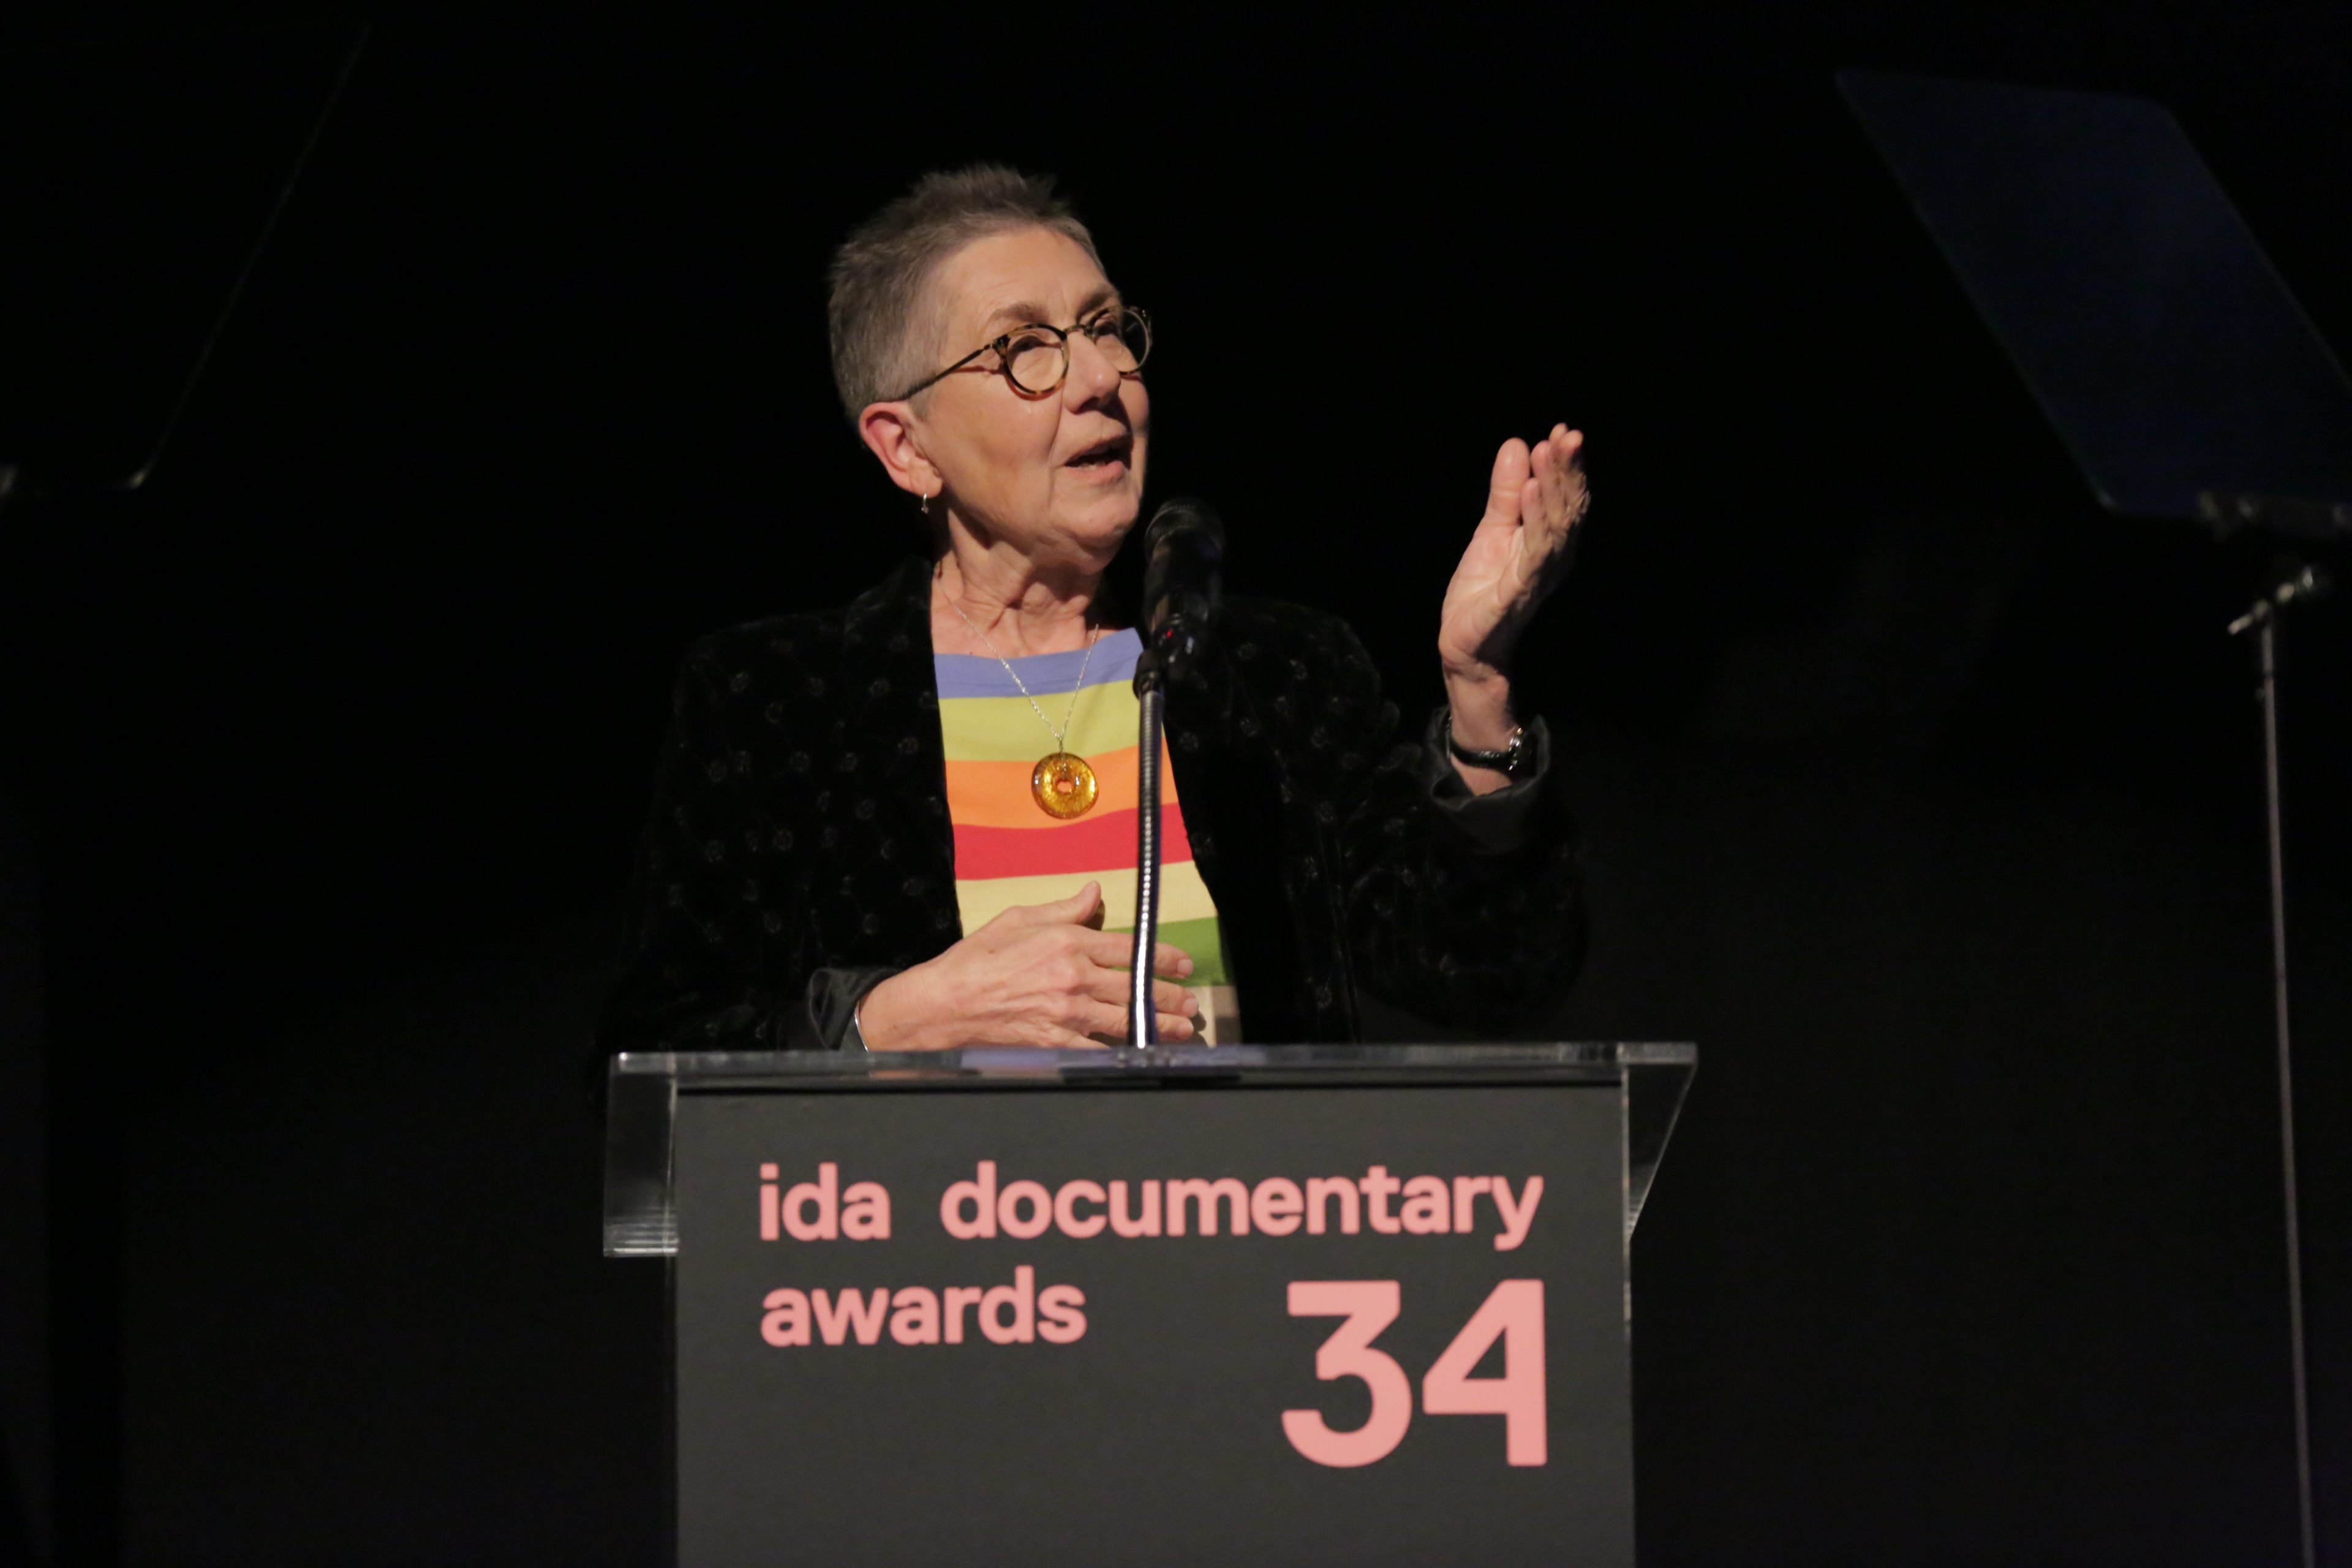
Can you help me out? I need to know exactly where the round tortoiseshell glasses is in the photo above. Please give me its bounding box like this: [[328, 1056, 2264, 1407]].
[[898, 305, 1152, 400]]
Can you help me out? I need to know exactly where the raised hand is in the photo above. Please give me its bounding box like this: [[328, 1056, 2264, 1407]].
[[856, 881, 1199, 1051], [1438, 425, 1588, 684]]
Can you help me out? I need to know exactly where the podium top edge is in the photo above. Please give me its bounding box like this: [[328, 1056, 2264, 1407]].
[[611, 1042, 1697, 1085]]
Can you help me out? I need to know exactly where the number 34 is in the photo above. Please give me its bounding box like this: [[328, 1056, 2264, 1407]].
[[1283, 1280, 1546, 1468]]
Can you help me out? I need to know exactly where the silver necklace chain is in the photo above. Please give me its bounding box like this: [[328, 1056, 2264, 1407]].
[[944, 594, 1102, 753]]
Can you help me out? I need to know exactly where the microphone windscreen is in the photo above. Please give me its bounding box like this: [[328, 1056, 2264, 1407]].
[[1139, 497, 1224, 669], [1145, 496, 1226, 552]]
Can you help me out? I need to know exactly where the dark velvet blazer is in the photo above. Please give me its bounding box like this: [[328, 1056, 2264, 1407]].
[[598, 557, 1586, 1053]]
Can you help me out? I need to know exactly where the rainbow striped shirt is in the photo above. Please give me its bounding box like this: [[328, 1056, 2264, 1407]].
[[935, 628, 1240, 1044]]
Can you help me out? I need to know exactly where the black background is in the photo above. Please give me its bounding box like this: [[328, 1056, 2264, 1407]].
[[2, 2, 2348, 1564]]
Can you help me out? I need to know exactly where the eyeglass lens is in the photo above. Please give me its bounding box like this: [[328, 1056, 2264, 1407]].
[[1001, 311, 1150, 394]]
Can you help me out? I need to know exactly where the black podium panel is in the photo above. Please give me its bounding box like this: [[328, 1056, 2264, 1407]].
[[673, 1080, 1630, 1567]]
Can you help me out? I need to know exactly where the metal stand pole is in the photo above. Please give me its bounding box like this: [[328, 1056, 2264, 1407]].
[[2229, 567, 2328, 1568], [1127, 677, 1166, 1046], [2258, 616, 2315, 1568]]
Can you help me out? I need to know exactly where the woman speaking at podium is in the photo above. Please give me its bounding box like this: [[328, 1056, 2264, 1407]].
[[600, 166, 1588, 1054]]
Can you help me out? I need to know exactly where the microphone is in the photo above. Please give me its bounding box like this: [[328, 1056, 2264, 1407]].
[[1135, 497, 1224, 693]]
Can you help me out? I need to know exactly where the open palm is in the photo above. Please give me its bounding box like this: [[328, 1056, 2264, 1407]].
[[1438, 425, 1588, 678]]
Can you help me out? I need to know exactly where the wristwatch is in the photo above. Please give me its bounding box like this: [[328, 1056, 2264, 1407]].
[[1446, 718, 1528, 775]]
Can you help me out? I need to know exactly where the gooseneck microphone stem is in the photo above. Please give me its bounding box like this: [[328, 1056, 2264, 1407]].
[[1126, 496, 1224, 1048], [1128, 671, 1167, 1046]]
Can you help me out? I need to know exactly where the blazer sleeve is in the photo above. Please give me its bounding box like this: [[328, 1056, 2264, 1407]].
[[595, 639, 883, 1056], [1281, 612, 1587, 1032]]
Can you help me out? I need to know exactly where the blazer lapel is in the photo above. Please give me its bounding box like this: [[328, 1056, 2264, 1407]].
[[839, 557, 960, 943]]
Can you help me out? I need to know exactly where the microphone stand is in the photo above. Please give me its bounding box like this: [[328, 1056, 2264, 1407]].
[[2226, 557, 2331, 1568], [1125, 498, 1223, 1047], [1126, 650, 1168, 1046]]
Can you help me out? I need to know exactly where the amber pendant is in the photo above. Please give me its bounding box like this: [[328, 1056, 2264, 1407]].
[[1031, 752, 1100, 819]]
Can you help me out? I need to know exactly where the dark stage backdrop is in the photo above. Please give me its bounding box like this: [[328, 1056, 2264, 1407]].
[[4, 4, 2349, 1564]]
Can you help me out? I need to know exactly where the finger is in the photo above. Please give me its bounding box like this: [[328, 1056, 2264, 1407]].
[[1075, 963, 1200, 1020], [1521, 473, 1574, 580], [1074, 998, 1128, 1039], [1514, 472, 1552, 587], [1079, 998, 1197, 1042], [1532, 454, 1569, 539], [1533, 439, 1571, 531], [1073, 930, 1195, 978], [1152, 979, 1200, 1017], [1507, 470, 1577, 599], [997, 880, 1102, 929], [1534, 426, 1583, 488], [1551, 431, 1591, 562], [1553, 428, 1590, 517], [1076, 929, 1144, 970], [1532, 429, 1575, 500], [1484, 437, 1531, 526], [1034, 1023, 1110, 1050], [1532, 430, 1588, 538]]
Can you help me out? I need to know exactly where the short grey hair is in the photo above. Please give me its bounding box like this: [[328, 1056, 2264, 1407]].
[[827, 164, 1104, 421]]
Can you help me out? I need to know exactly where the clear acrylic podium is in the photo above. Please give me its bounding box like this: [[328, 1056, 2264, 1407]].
[[606, 1042, 1694, 1568]]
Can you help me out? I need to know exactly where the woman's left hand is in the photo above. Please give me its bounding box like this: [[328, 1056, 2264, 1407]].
[[1438, 424, 1588, 683]]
